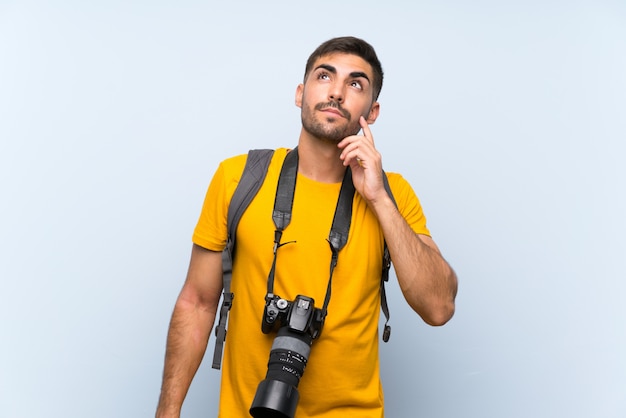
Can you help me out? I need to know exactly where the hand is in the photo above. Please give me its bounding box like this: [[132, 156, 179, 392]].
[[337, 116, 386, 203]]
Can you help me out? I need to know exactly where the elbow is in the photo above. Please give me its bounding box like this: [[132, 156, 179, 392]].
[[403, 266, 458, 326], [416, 283, 457, 326], [176, 283, 221, 315], [422, 300, 455, 326], [425, 270, 458, 326]]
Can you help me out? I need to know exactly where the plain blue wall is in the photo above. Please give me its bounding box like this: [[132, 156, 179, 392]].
[[1, 1, 625, 417]]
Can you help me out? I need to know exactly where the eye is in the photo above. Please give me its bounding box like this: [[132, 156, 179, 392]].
[[350, 80, 363, 90], [317, 72, 330, 80]]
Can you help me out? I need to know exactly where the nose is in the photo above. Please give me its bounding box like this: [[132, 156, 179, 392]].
[[329, 82, 344, 103]]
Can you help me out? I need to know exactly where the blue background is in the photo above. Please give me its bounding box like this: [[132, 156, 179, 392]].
[[1, 1, 625, 417]]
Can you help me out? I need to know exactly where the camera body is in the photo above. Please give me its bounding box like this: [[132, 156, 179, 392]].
[[261, 294, 324, 338], [250, 294, 325, 418]]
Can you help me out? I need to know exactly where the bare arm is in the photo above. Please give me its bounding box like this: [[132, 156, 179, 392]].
[[156, 244, 224, 418], [339, 117, 458, 326], [369, 196, 457, 325]]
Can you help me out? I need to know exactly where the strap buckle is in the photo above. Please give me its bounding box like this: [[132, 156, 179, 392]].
[[222, 292, 234, 308]]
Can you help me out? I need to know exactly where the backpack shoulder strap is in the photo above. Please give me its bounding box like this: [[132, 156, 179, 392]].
[[212, 149, 275, 369], [381, 172, 396, 342]]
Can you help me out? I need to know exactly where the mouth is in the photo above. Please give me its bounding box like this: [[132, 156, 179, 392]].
[[315, 102, 349, 120], [320, 108, 345, 118]]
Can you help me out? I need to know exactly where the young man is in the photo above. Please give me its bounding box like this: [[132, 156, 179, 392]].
[[156, 36, 457, 418]]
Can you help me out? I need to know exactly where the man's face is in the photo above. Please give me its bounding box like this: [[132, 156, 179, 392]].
[[296, 53, 380, 142]]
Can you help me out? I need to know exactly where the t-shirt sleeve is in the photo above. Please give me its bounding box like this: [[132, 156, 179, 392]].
[[386, 172, 431, 237], [192, 154, 247, 251]]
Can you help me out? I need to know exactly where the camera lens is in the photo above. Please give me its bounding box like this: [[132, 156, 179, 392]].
[[249, 327, 313, 418]]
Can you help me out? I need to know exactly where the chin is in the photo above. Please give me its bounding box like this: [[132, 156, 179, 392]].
[[302, 114, 360, 142]]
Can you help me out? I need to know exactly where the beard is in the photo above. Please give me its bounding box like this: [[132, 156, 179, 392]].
[[301, 100, 362, 143]]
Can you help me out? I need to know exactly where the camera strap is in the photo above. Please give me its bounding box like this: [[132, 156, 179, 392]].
[[266, 147, 355, 322], [212, 147, 396, 369]]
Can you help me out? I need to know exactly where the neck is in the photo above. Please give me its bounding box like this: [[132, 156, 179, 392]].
[[296, 129, 346, 183]]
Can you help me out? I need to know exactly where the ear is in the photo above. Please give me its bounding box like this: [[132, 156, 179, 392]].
[[365, 101, 380, 124], [295, 84, 304, 108]]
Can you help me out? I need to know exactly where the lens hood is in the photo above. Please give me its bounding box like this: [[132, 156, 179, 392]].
[[249, 379, 299, 418]]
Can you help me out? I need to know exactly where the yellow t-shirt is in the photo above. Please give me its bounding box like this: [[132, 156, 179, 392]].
[[193, 148, 430, 418]]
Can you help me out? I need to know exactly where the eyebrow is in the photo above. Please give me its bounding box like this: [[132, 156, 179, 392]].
[[315, 64, 371, 83]]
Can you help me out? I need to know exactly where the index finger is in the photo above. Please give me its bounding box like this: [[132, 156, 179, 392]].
[[359, 116, 375, 145]]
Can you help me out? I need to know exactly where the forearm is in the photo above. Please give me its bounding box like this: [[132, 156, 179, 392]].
[[371, 195, 457, 325], [156, 295, 217, 417]]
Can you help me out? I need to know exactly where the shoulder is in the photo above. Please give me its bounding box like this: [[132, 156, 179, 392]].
[[384, 171, 415, 200], [384, 171, 431, 235], [219, 148, 289, 180], [218, 153, 248, 180]]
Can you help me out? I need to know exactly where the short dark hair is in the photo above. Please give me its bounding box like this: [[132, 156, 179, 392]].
[[304, 36, 384, 100]]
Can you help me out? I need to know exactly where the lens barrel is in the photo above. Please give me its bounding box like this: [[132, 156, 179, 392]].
[[249, 328, 313, 418]]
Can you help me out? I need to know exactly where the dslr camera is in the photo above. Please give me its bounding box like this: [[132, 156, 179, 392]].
[[249, 294, 324, 418]]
